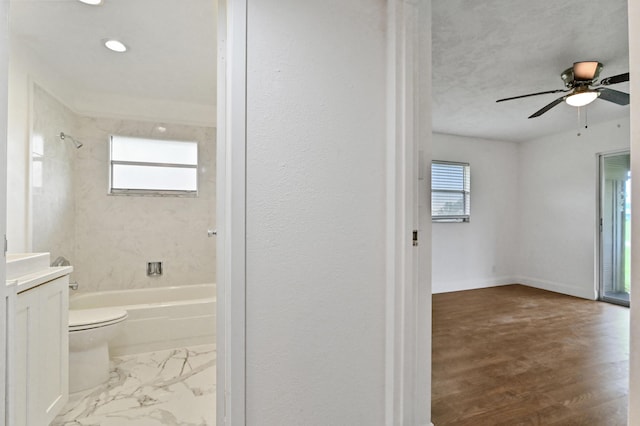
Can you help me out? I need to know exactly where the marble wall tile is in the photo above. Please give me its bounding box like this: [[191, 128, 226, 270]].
[[31, 85, 216, 292], [73, 117, 216, 292], [31, 85, 79, 265]]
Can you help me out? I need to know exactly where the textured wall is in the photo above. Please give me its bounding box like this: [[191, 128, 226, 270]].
[[31, 85, 79, 264], [432, 133, 519, 293], [245, 0, 387, 423], [73, 117, 216, 292], [517, 117, 630, 299]]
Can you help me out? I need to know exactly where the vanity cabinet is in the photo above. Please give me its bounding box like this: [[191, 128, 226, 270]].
[[14, 275, 69, 426]]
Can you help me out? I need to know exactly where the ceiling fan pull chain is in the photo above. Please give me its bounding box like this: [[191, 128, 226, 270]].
[[577, 107, 582, 136], [585, 107, 589, 129]]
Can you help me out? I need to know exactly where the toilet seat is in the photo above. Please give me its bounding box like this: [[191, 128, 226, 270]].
[[69, 308, 128, 332]]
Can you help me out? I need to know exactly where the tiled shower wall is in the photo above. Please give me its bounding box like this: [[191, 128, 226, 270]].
[[32, 85, 216, 292], [31, 85, 79, 264]]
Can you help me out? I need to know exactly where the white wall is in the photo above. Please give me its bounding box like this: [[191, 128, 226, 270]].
[[432, 133, 519, 293], [6, 46, 30, 252], [628, 0, 640, 422], [433, 119, 630, 299], [517, 117, 630, 299], [245, 0, 389, 423]]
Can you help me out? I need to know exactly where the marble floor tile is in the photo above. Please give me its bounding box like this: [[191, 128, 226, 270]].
[[52, 344, 216, 426]]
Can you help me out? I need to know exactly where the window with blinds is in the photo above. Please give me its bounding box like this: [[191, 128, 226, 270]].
[[109, 136, 198, 196], [432, 161, 470, 222]]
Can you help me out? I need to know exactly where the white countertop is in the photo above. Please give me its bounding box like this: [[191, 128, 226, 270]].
[[7, 266, 73, 293]]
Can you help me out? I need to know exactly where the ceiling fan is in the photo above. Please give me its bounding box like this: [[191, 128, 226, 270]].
[[496, 61, 630, 119]]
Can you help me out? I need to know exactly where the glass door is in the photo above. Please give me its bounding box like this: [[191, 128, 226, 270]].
[[599, 152, 631, 306]]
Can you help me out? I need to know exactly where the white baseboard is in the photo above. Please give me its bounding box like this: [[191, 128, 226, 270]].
[[515, 276, 597, 300], [432, 276, 516, 294], [432, 276, 598, 300]]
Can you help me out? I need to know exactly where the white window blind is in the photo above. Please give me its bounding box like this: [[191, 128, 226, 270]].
[[432, 161, 470, 222], [110, 136, 198, 196]]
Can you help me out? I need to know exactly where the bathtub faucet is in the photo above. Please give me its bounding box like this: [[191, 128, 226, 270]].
[[51, 256, 71, 267], [69, 282, 79, 291]]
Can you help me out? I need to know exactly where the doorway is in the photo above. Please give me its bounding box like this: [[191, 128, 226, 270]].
[[599, 151, 631, 307]]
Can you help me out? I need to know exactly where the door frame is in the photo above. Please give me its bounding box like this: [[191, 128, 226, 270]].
[[1, 1, 10, 423], [597, 149, 631, 307], [216, 1, 432, 425], [385, 1, 433, 425], [216, 0, 248, 424]]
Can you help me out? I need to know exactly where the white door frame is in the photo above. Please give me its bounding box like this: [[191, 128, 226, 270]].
[[596, 149, 631, 306], [216, 0, 247, 424], [216, 1, 432, 424], [630, 0, 640, 422], [385, 1, 432, 425], [1, 1, 10, 423]]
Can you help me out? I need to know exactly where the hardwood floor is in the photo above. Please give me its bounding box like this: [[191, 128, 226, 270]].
[[432, 285, 629, 426]]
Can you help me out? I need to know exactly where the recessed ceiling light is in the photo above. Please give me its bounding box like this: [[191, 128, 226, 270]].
[[104, 39, 128, 53], [78, 0, 103, 5]]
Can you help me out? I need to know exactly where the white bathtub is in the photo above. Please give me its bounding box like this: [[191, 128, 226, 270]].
[[70, 283, 216, 356]]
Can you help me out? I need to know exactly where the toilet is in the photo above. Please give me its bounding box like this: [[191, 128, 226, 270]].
[[68, 307, 128, 393]]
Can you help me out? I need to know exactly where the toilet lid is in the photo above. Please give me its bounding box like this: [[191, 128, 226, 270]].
[[69, 307, 128, 330]]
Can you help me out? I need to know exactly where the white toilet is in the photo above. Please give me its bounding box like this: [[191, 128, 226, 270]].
[[68, 307, 128, 393]]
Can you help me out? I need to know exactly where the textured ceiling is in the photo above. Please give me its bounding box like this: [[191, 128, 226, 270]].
[[8, 0, 629, 141], [9, 0, 216, 112], [432, 0, 630, 142]]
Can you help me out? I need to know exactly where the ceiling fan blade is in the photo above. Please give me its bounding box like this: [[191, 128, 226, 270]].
[[599, 72, 630, 86], [598, 88, 630, 105], [496, 89, 567, 103], [528, 96, 567, 119]]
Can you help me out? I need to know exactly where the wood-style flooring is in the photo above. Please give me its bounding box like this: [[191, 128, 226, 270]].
[[432, 285, 629, 426]]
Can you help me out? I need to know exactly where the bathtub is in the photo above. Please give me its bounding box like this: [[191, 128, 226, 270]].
[[69, 283, 216, 356]]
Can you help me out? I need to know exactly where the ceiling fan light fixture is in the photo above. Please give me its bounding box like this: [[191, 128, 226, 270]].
[[565, 90, 600, 107], [573, 61, 603, 81]]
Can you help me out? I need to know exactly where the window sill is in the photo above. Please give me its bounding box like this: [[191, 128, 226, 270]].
[[108, 189, 198, 198], [432, 218, 469, 223]]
